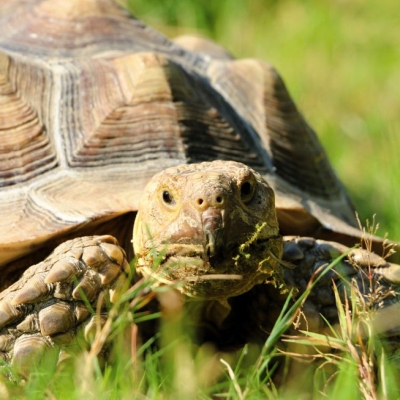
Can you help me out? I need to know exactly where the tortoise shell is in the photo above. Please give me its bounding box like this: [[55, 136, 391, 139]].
[[0, 0, 363, 277]]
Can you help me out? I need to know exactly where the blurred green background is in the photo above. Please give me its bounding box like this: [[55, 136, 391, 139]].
[[128, 0, 400, 241]]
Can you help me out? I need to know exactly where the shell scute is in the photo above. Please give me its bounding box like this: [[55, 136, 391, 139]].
[[0, 0, 362, 269]]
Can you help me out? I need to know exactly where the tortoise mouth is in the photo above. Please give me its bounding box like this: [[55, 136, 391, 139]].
[[161, 252, 243, 280], [136, 237, 279, 299], [138, 257, 252, 300]]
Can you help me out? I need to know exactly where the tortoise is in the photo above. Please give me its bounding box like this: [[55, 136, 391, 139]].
[[0, 0, 399, 376]]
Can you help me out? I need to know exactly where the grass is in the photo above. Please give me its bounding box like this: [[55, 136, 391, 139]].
[[2, 248, 400, 399], [127, 0, 400, 242]]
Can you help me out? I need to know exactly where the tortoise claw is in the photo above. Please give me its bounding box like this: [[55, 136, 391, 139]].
[[82, 246, 108, 270], [0, 299, 23, 329], [16, 314, 39, 333], [100, 242, 126, 265], [72, 270, 102, 301], [38, 301, 75, 337], [45, 258, 84, 284], [99, 262, 123, 285], [348, 248, 388, 268], [374, 263, 400, 285], [11, 274, 52, 305]]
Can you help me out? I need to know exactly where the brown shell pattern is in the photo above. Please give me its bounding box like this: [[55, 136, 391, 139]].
[[0, 0, 360, 268]]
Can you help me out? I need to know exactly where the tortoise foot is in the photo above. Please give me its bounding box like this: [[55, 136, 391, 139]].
[[0, 236, 130, 375]]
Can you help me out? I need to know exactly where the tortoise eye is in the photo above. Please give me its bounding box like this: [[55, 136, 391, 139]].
[[240, 181, 255, 203], [162, 190, 175, 205]]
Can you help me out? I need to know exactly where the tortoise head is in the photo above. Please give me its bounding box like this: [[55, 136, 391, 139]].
[[133, 160, 283, 300]]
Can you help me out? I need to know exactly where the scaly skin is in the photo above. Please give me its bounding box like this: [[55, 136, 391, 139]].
[[133, 161, 284, 300], [0, 161, 399, 374]]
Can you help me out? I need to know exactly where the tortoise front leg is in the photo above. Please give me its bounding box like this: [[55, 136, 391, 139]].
[[283, 236, 400, 333], [0, 235, 130, 375]]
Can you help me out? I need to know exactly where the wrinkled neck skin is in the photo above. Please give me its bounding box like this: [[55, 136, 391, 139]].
[[133, 162, 285, 329]]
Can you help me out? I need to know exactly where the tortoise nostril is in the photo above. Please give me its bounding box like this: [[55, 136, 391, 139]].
[[196, 195, 223, 208]]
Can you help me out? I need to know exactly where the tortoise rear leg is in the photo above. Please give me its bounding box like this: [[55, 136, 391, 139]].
[[0, 236, 130, 376]]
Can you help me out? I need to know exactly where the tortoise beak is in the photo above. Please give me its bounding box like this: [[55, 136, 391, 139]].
[[202, 208, 224, 258]]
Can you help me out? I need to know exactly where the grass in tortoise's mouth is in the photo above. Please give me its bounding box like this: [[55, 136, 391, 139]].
[[161, 251, 242, 281], [155, 237, 274, 282]]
